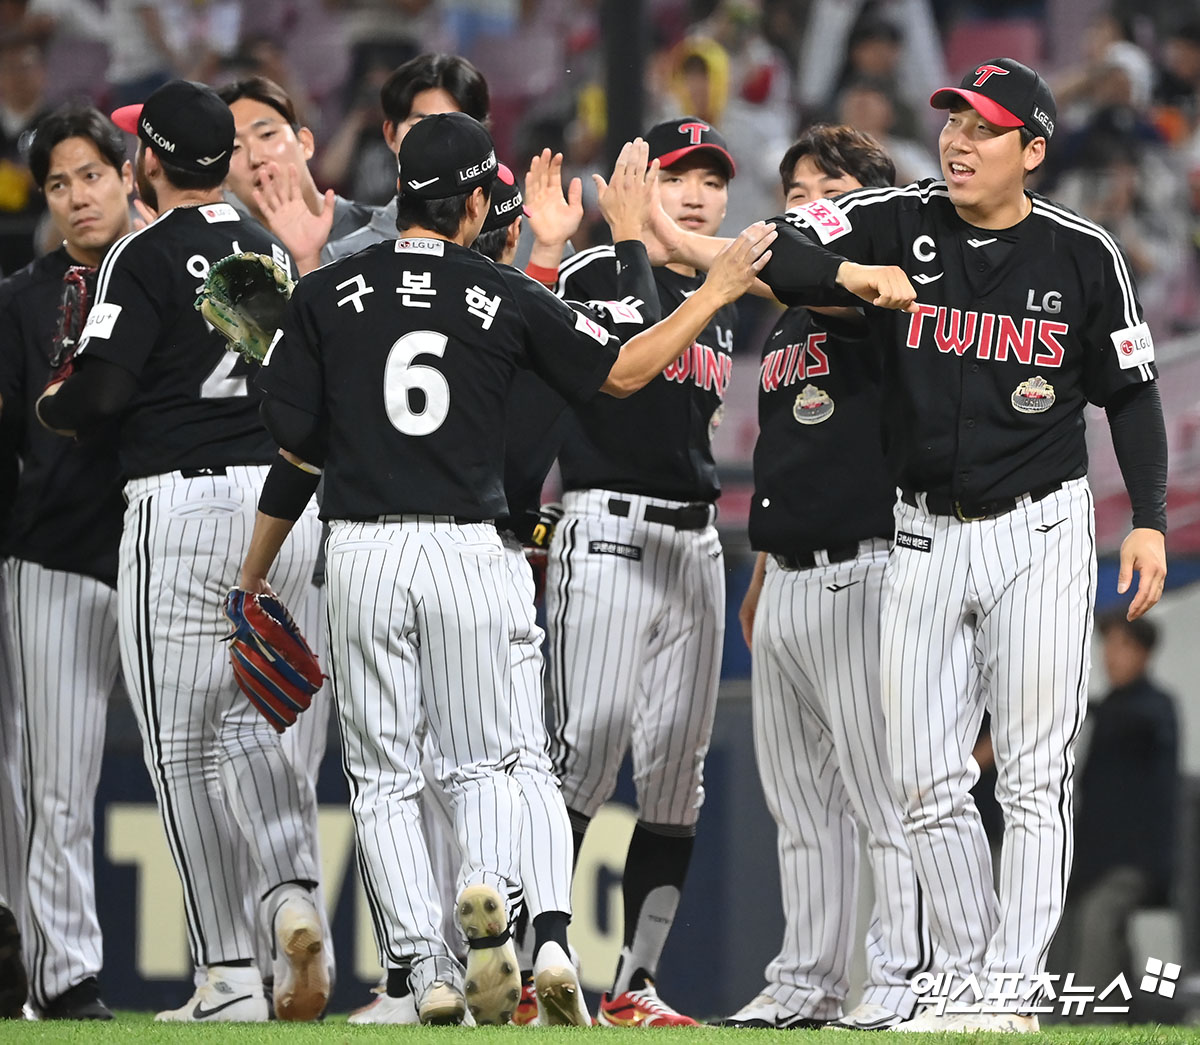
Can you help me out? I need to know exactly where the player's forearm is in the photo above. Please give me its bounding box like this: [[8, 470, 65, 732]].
[[240, 512, 299, 590], [601, 283, 724, 397], [242, 451, 321, 586], [613, 240, 661, 324], [1106, 381, 1168, 533], [36, 359, 137, 435]]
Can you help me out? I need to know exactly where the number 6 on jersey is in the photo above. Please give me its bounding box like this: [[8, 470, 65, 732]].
[[384, 329, 450, 435]]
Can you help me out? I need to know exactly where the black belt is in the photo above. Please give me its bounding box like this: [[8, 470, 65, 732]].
[[179, 466, 228, 478], [774, 543, 862, 571], [900, 481, 1063, 522], [606, 497, 711, 531]]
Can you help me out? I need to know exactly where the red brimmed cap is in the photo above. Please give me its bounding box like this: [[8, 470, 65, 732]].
[[930, 57, 1056, 139], [645, 116, 736, 178], [110, 80, 235, 175]]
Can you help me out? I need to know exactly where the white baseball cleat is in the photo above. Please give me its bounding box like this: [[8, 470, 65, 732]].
[[532, 941, 590, 1026], [347, 991, 420, 1024], [272, 892, 329, 1021], [712, 991, 820, 1029], [893, 1008, 971, 1032], [417, 979, 467, 1025], [457, 884, 520, 1025], [154, 965, 268, 1022], [828, 1002, 905, 1030]]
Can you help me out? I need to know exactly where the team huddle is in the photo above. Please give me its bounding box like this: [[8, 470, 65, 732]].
[[0, 48, 1168, 1034]]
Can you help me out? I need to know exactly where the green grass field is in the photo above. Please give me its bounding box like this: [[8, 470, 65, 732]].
[[5, 1018, 1200, 1043]]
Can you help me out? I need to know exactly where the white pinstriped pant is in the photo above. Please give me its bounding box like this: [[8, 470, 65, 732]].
[[0, 567, 23, 918], [546, 488, 725, 827], [119, 467, 320, 968], [424, 536, 576, 921], [4, 560, 120, 1007], [752, 545, 927, 1021], [325, 517, 524, 970], [881, 478, 1096, 998]]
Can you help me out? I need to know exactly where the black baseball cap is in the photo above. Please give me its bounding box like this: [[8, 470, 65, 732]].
[[397, 111, 497, 200], [645, 116, 736, 179], [481, 163, 524, 233], [112, 80, 235, 176], [930, 57, 1056, 140]]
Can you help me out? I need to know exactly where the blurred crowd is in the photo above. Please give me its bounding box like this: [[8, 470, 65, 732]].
[[4, 0, 1200, 333]]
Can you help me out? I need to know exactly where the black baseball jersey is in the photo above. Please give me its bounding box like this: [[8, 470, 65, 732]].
[[760, 180, 1158, 503], [75, 203, 293, 478], [749, 308, 893, 555], [259, 236, 621, 520], [0, 247, 123, 585], [555, 246, 738, 502]]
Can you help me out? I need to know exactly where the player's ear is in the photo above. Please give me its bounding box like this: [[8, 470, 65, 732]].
[[383, 120, 399, 153], [1022, 136, 1046, 175], [297, 126, 315, 162], [120, 159, 134, 194], [504, 216, 521, 254]]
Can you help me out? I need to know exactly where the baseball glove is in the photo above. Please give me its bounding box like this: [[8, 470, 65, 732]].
[[194, 252, 295, 363], [48, 265, 97, 384], [223, 588, 323, 733]]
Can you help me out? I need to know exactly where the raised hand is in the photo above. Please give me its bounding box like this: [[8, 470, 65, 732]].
[[592, 138, 659, 243], [703, 222, 777, 305], [252, 161, 334, 275], [523, 148, 583, 248]]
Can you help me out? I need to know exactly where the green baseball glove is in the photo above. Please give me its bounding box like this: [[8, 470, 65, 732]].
[[194, 252, 295, 363]]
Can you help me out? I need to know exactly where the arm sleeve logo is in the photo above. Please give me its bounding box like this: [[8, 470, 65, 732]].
[[1110, 322, 1154, 369], [785, 198, 853, 244]]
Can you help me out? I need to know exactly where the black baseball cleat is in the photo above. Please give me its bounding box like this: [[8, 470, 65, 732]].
[[41, 977, 114, 1020], [713, 992, 828, 1029], [0, 903, 27, 1018]]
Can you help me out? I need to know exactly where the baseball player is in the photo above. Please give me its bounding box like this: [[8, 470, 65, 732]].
[[719, 125, 930, 1032], [35, 80, 329, 1023], [0, 103, 133, 1021], [237, 113, 773, 1025], [547, 116, 739, 1027], [657, 57, 1168, 1033]]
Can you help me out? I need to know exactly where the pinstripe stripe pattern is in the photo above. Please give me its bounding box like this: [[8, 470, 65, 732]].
[[5, 561, 119, 1007], [545, 488, 724, 826], [752, 546, 928, 1020], [880, 478, 1096, 995], [325, 518, 524, 967], [118, 467, 319, 967], [0, 568, 24, 920]]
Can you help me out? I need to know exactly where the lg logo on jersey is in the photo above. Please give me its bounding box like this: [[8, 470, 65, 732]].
[[1026, 289, 1062, 314]]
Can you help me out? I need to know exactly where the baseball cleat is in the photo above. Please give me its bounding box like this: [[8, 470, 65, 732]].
[[347, 991, 420, 1025], [712, 990, 825, 1029], [272, 892, 329, 1021], [154, 965, 268, 1022], [512, 972, 538, 1025], [956, 1011, 1040, 1033], [0, 904, 28, 1019], [417, 979, 467, 1025], [533, 942, 590, 1026], [599, 981, 698, 1026], [39, 977, 113, 1021], [827, 1001, 904, 1030], [457, 884, 520, 1024], [893, 1008, 972, 1032]]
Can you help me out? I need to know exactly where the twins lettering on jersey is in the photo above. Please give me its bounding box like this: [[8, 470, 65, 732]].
[[759, 332, 829, 392], [905, 304, 1068, 367], [664, 340, 733, 396]]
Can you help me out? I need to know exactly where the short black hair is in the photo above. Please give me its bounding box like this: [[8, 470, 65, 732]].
[[152, 148, 226, 192], [471, 225, 510, 262], [29, 103, 125, 189], [779, 123, 895, 192], [380, 53, 490, 126], [395, 178, 495, 239], [1097, 608, 1160, 653], [216, 76, 300, 131]]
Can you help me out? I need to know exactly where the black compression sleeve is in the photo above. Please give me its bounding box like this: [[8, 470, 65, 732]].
[[37, 357, 138, 432], [258, 452, 321, 520], [260, 396, 327, 467], [613, 240, 662, 324], [1106, 381, 1167, 533]]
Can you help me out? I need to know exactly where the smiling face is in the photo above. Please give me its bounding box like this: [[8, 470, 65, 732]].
[[227, 97, 313, 214], [656, 153, 728, 236], [43, 136, 132, 263], [938, 104, 1044, 227], [784, 154, 863, 208]]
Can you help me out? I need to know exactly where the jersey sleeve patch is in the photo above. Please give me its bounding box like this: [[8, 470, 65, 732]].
[[585, 299, 644, 325], [785, 198, 853, 244], [199, 203, 239, 223], [574, 308, 611, 344], [80, 302, 122, 340], [1110, 322, 1154, 370]]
